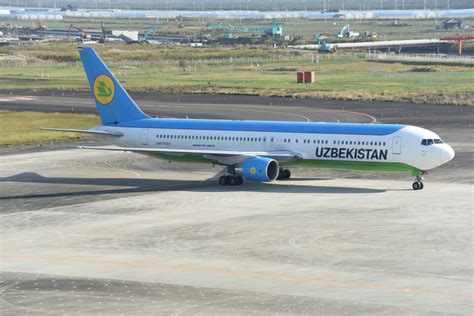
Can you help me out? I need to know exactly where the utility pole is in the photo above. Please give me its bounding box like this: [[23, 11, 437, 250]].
[[394, 0, 398, 25]]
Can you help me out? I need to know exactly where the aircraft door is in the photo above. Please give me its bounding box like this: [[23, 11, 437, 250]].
[[392, 136, 402, 154], [264, 135, 274, 150], [141, 129, 149, 146]]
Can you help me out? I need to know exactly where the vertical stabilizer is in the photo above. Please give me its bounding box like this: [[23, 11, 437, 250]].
[[79, 46, 149, 125]]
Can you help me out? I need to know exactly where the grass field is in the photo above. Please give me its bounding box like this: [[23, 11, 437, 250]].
[[0, 111, 99, 147], [0, 43, 472, 105]]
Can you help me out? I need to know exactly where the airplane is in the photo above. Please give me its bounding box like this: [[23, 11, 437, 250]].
[[41, 47, 455, 190]]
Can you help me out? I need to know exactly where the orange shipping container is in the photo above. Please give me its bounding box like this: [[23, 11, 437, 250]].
[[296, 71, 304, 83], [304, 71, 315, 83], [297, 71, 315, 83]]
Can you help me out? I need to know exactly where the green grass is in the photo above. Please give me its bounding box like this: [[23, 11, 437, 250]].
[[0, 111, 100, 147], [0, 43, 472, 105]]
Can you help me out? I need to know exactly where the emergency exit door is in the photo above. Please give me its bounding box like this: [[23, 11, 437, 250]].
[[392, 137, 402, 154], [141, 129, 149, 145]]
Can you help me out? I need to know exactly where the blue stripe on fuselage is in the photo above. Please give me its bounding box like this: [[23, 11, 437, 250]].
[[112, 118, 405, 136]]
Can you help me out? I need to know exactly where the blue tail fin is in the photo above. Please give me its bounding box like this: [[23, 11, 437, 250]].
[[79, 47, 149, 125]]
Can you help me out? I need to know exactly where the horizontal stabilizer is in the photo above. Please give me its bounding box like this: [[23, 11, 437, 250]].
[[37, 128, 123, 137], [76, 145, 301, 160]]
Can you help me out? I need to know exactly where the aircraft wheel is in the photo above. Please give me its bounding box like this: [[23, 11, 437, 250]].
[[282, 169, 291, 180], [229, 176, 236, 186], [412, 181, 422, 190], [277, 170, 283, 180], [219, 176, 227, 186], [419, 182, 424, 190], [235, 175, 244, 185]]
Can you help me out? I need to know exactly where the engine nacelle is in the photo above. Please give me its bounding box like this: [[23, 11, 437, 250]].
[[238, 157, 280, 182]]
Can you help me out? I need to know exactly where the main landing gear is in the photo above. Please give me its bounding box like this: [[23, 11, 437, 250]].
[[277, 168, 291, 180], [218, 175, 244, 186], [412, 175, 424, 190]]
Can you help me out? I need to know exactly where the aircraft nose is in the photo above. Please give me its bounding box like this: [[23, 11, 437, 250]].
[[440, 145, 455, 163]]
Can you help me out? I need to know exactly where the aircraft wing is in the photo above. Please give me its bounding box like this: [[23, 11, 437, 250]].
[[76, 145, 301, 161], [38, 128, 123, 137]]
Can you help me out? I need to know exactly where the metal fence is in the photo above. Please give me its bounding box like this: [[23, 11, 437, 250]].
[[366, 53, 474, 64]]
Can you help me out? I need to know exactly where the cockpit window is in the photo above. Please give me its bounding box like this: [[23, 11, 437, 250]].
[[421, 139, 443, 146]]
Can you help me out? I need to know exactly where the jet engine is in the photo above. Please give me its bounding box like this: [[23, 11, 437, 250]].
[[234, 157, 279, 182]]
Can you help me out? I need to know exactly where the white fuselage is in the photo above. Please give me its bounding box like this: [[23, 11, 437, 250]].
[[95, 123, 455, 172]]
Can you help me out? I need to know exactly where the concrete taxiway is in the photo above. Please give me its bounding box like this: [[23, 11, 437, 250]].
[[0, 94, 473, 314]]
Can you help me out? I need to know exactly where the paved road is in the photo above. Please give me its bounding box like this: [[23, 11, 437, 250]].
[[0, 93, 473, 314]]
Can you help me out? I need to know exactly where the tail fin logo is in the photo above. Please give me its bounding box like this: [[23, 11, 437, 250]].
[[93, 74, 115, 105]]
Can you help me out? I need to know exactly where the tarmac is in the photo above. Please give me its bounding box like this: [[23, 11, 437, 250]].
[[0, 93, 473, 314]]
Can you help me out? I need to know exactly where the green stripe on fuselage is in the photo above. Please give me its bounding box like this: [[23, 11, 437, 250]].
[[147, 153, 420, 174], [285, 159, 418, 173]]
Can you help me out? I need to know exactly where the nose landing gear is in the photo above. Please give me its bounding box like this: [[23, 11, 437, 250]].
[[412, 175, 424, 190]]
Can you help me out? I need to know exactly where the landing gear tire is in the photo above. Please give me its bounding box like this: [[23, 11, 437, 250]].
[[412, 175, 425, 191], [412, 181, 422, 190], [219, 176, 227, 186], [219, 175, 244, 186], [277, 169, 291, 180], [235, 175, 244, 185]]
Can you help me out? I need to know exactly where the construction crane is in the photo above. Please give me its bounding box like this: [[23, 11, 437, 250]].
[[66, 24, 99, 44], [337, 24, 359, 38], [206, 19, 283, 39], [66, 24, 91, 41], [316, 35, 336, 53], [139, 28, 156, 43]]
